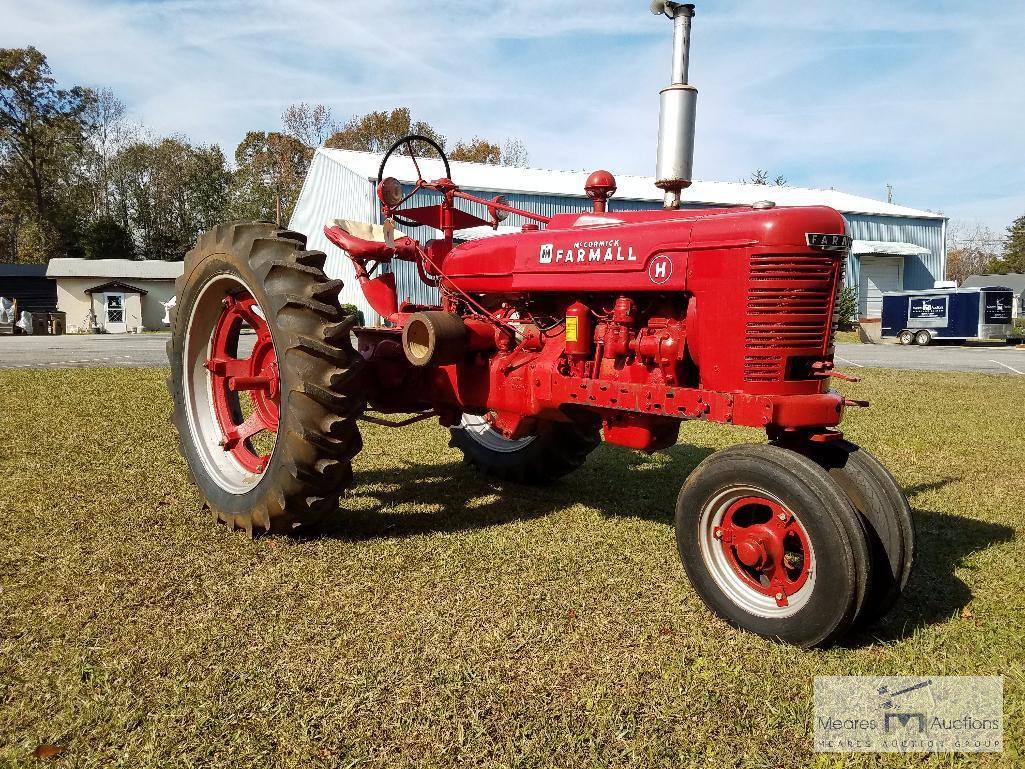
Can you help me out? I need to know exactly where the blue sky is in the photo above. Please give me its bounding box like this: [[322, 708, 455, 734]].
[[3, 0, 1024, 231]]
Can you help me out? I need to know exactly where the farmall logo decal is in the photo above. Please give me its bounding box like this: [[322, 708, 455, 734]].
[[538, 240, 637, 266]]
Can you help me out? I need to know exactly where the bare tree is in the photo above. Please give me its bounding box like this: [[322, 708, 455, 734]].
[[946, 220, 1002, 285], [502, 138, 529, 168], [749, 169, 787, 186], [281, 103, 335, 148], [83, 88, 136, 218]]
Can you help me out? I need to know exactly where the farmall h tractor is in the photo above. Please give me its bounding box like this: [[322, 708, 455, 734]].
[[167, 2, 913, 647]]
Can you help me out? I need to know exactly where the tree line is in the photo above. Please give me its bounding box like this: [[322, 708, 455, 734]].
[[947, 218, 1025, 284], [0, 47, 528, 264]]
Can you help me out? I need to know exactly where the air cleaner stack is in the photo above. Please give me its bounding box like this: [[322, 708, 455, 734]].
[[652, 1, 698, 209]]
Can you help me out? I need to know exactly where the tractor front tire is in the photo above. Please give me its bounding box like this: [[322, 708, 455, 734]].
[[675, 443, 871, 648], [167, 222, 364, 536], [790, 439, 915, 629], [450, 413, 601, 484]]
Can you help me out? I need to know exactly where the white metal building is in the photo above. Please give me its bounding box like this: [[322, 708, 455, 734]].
[[290, 149, 947, 324]]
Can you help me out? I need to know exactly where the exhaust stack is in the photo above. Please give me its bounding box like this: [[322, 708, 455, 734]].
[[652, 1, 697, 209]]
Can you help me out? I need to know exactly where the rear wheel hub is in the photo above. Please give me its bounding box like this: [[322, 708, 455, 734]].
[[182, 274, 282, 494], [207, 292, 280, 474]]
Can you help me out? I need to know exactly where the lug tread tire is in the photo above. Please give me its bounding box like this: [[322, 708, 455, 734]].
[[166, 221, 364, 536], [450, 416, 601, 484], [676, 443, 871, 648]]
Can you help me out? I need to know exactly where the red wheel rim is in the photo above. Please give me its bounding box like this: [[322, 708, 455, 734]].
[[713, 496, 812, 608], [206, 292, 280, 474]]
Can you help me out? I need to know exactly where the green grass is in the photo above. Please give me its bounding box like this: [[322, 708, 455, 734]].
[[1, 367, 1023, 768], [835, 330, 861, 344]]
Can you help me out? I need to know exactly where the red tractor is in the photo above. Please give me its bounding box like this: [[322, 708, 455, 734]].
[[167, 2, 912, 647]]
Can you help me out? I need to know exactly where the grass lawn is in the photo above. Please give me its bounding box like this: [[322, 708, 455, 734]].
[[835, 330, 861, 344], [1, 367, 1023, 768]]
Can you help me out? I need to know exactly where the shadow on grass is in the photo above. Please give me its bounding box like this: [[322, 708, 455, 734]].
[[319, 443, 1014, 642], [902, 476, 961, 497], [319, 442, 714, 541], [851, 507, 1015, 644]]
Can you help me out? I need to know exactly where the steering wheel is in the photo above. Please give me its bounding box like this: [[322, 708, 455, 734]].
[[376, 134, 451, 228]]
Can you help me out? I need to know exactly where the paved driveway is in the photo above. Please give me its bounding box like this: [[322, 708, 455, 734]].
[[1, 333, 1023, 376], [0, 333, 172, 369], [834, 342, 1025, 376]]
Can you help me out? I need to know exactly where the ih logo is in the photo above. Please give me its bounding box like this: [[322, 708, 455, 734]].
[[539, 244, 553, 264], [648, 254, 673, 285]]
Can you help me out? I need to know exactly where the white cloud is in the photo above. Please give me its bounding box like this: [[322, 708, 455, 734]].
[[2, 0, 1023, 229]]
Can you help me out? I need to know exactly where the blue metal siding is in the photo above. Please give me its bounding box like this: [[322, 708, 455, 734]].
[[843, 214, 946, 295]]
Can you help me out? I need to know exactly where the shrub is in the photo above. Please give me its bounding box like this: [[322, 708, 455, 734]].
[[340, 303, 366, 326], [834, 286, 859, 331]]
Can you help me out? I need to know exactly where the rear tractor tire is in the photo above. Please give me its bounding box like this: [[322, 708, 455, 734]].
[[675, 443, 872, 648], [450, 413, 601, 484], [167, 221, 365, 535]]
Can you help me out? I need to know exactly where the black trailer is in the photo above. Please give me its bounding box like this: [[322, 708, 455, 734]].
[[881, 286, 1014, 345]]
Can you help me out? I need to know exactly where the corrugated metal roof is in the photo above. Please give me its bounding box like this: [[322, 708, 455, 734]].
[[963, 272, 1025, 293], [318, 148, 946, 221], [851, 240, 932, 256], [46, 258, 184, 279], [455, 225, 523, 241]]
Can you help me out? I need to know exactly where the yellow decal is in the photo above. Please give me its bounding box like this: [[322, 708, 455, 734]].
[[565, 316, 578, 342]]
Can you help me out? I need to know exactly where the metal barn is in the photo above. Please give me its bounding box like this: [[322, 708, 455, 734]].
[[289, 149, 947, 325]]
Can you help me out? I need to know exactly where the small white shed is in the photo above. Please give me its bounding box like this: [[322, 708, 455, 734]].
[[46, 259, 183, 333]]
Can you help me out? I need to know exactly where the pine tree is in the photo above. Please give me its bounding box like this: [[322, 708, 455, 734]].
[[998, 214, 1025, 273]]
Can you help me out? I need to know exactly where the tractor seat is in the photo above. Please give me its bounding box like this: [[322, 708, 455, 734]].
[[324, 218, 396, 260]]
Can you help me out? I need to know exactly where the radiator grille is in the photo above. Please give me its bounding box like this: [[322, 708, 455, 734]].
[[744, 253, 839, 381]]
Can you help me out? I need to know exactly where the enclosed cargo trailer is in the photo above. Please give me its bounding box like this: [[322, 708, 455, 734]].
[[881, 286, 1014, 345]]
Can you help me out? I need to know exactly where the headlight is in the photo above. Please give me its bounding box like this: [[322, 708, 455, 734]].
[[378, 177, 404, 208], [490, 195, 510, 223]]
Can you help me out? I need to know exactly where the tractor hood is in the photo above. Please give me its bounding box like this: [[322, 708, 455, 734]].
[[440, 205, 848, 295]]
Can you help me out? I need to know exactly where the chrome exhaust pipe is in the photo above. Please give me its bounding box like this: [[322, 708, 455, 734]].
[[652, 1, 697, 209]]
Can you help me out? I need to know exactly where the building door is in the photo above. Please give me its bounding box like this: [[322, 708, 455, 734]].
[[858, 256, 903, 319], [103, 292, 127, 333]]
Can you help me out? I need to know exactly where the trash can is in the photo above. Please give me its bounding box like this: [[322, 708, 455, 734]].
[[48, 311, 66, 335]]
